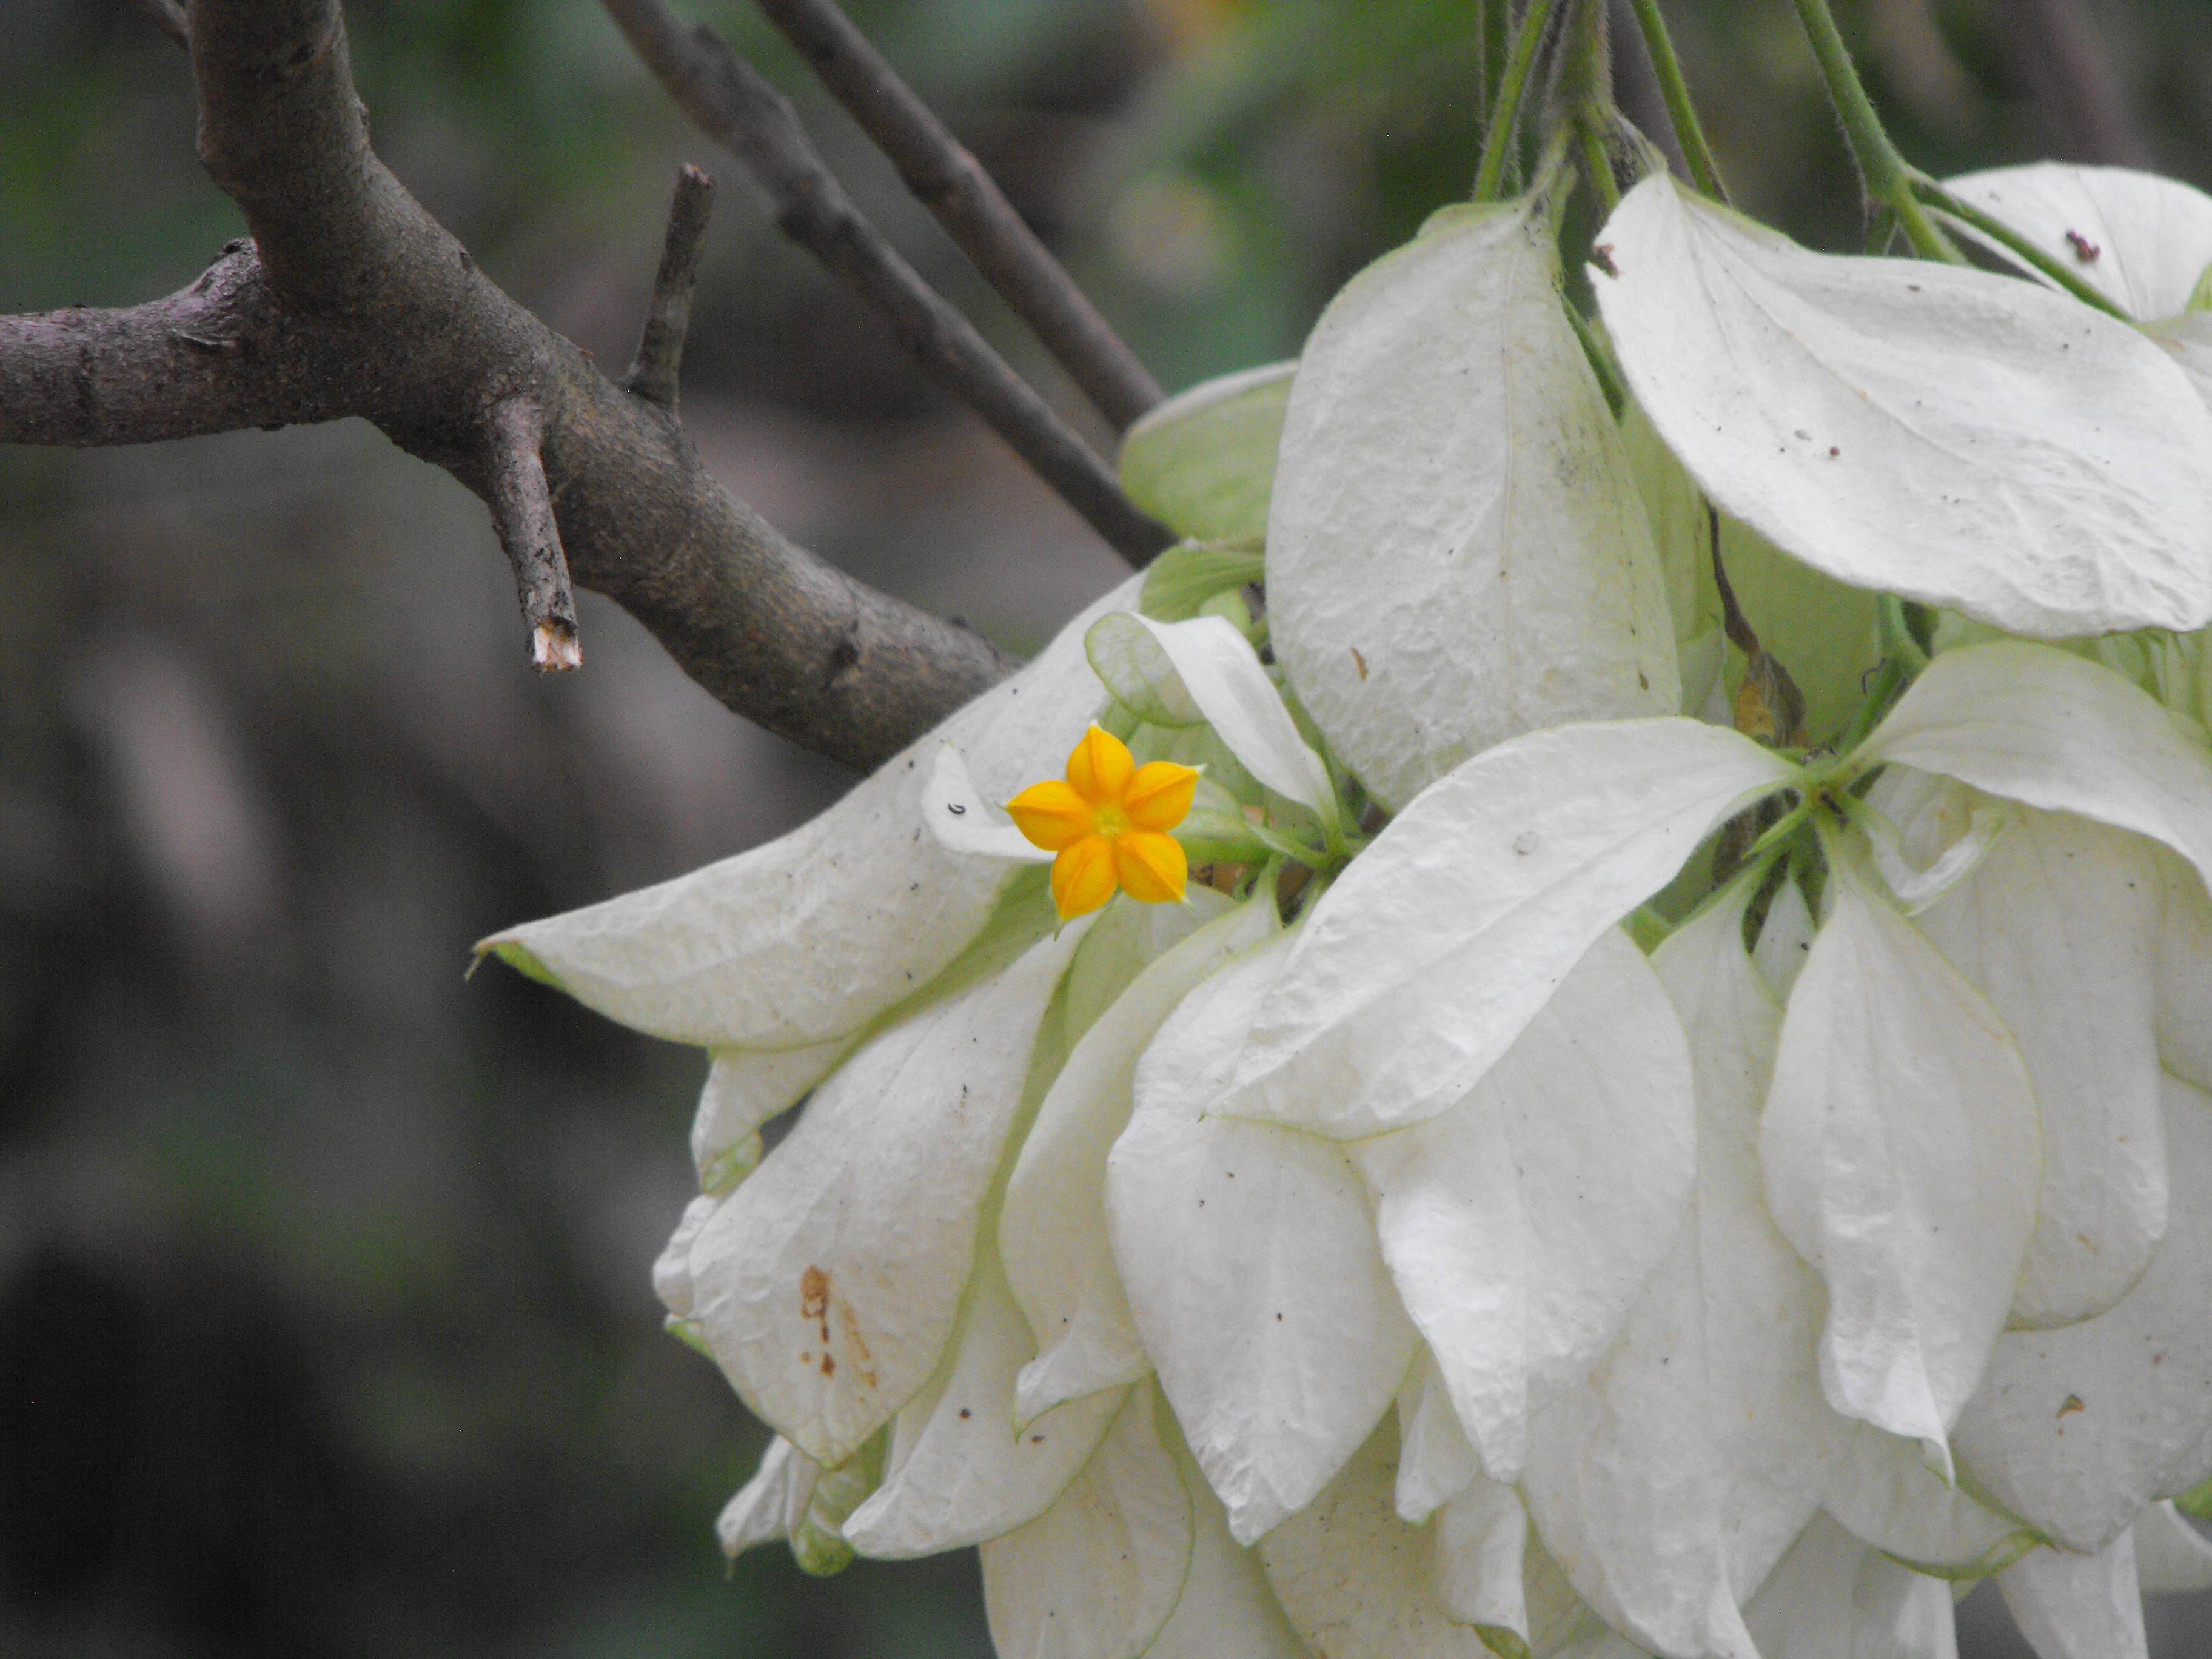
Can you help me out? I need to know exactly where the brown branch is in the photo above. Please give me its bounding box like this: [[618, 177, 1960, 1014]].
[[623, 164, 716, 407], [1, 0, 1022, 773], [755, 0, 1164, 432], [486, 397, 583, 671], [1992, 0, 2153, 167], [598, 0, 1175, 568]]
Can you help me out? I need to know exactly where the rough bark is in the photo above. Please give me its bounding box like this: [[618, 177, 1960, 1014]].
[[0, 0, 1028, 774]]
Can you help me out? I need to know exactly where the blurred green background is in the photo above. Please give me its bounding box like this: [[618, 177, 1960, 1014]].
[[5, 1, 2212, 1654]]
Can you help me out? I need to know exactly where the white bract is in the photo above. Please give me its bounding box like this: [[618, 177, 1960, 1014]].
[[489, 150, 2212, 1659]]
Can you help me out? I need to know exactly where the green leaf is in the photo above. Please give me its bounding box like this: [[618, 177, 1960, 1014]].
[[1268, 195, 1678, 812], [1142, 540, 1268, 623], [1119, 361, 1296, 543]]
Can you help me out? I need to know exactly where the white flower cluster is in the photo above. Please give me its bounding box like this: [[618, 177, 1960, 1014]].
[[483, 163, 2212, 1659]]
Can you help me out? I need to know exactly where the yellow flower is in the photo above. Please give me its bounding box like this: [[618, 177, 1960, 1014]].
[[1006, 726, 1199, 919]]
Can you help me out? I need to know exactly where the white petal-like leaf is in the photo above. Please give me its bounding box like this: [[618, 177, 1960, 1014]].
[[1268, 194, 1678, 812], [842, 1242, 1125, 1557], [1858, 642, 2212, 897], [1822, 1423, 2039, 1578], [1942, 163, 2212, 321], [980, 1381, 1195, 1659], [1062, 888, 1229, 1048], [716, 1435, 820, 1557], [1148, 1421, 1313, 1659], [478, 575, 1136, 1047], [1395, 1349, 1481, 1524], [1740, 1511, 1960, 1659], [1433, 1475, 1531, 1640], [1258, 1419, 1518, 1659], [1218, 717, 1795, 1138], [925, 743, 1055, 862], [1131, 614, 1335, 820], [1004, 894, 1279, 1426], [2156, 847, 2212, 1091], [1996, 1537, 2149, 1659], [693, 1038, 854, 1192], [1760, 850, 2042, 1467], [1356, 929, 1695, 1483], [2130, 1501, 2212, 1593], [1110, 930, 1416, 1543], [1596, 174, 2212, 637], [1953, 1074, 2212, 1555], [677, 923, 1085, 1465], [1119, 361, 1295, 545], [1909, 805, 2168, 1327]]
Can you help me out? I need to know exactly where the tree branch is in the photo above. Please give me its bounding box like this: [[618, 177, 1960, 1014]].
[[598, 0, 1174, 567], [486, 397, 583, 671], [2, 0, 1022, 773], [754, 0, 1165, 432], [623, 164, 716, 407]]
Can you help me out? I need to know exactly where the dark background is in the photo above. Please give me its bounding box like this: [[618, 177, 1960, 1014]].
[[5, 0, 2212, 1653]]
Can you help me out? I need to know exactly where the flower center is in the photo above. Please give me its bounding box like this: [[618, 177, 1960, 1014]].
[[1091, 803, 1130, 839]]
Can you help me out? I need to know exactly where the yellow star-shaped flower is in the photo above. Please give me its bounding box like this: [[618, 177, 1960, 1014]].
[[1006, 726, 1200, 920]]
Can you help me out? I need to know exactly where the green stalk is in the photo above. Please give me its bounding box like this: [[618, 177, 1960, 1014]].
[[1788, 0, 1960, 263], [1565, 299, 1627, 415], [1481, 0, 1511, 133], [1909, 175, 2132, 320], [1474, 0, 1561, 200], [1578, 121, 1622, 215], [1621, 0, 1726, 199]]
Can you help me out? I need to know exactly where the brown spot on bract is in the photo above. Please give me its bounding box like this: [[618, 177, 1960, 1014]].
[[801, 1265, 831, 1321], [1350, 648, 1368, 682], [839, 1303, 879, 1388], [1638, 672, 1649, 691], [959, 1409, 971, 1419], [2057, 1394, 2085, 1418], [821, 1354, 836, 1376]]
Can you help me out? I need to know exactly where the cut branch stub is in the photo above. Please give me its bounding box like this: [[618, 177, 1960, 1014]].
[[486, 397, 583, 671], [623, 164, 716, 407], [598, 0, 1175, 568], [755, 0, 1165, 431]]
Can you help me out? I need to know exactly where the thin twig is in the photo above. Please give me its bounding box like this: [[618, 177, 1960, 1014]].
[[135, 0, 190, 49], [756, 0, 1163, 431], [1474, 0, 1561, 201], [623, 164, 716, 406], [1618, 0, 1726, 200], [598, 0, 1173, 567], [486, 398, 583, 671]]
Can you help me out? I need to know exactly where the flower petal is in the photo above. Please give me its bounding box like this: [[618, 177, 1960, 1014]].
[[1953, 1074, 2212, 1555], [1110, 930, 1416, 1543], [1267, 193, 1678, 813], [2159, 847, 2212, 1092], [1760, 847, 2042, 1469], [1218, 717, 1797, 1138], [1355, 928, 1695, 1484], [1053, 837, 1120, 920], [1004, 894, 1278, 1426], [1067, 724, 1136, 805], [715, 1435, 820, 1558], [675, 922, 1084, 1466], [1741, 1512, 1959, 1659], [2131, 1501, 2212, 1593], [1113, 829, 1187, 905], [1393, 1350, 1480, 1524], [1822, 1419, 2036, 1578], [692, 1038, 854, 1192], [1005, 777, 1096, 852], [1596, 173, 2212, 637], [1125, 760, 1200, 831]]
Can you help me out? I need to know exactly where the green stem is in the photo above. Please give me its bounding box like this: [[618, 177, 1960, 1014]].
[[1480, 0, 1511, 135], [1908, 175, 2133, 320], [1577, 120, 1621, 216], [1621, 0, 1726, 199], [1835, 654, 1906, 757], [1565, 299, 1627, 415], [1474, 0, 1561, 200], [1788, 0, 1960, 263]]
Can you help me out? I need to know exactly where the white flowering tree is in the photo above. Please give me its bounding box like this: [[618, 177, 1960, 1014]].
[[14, 0, 2212, 1654]]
